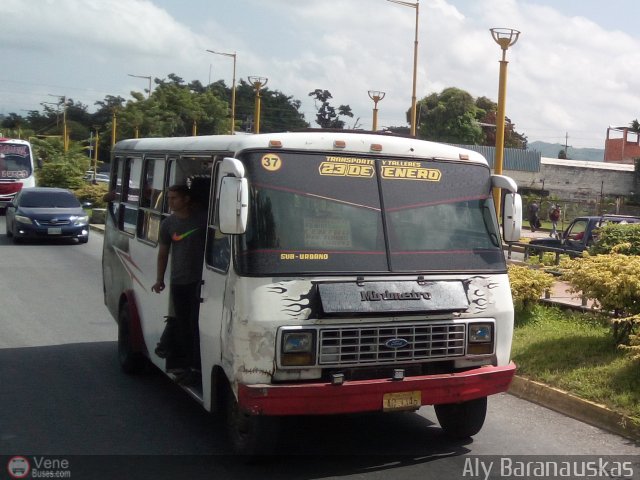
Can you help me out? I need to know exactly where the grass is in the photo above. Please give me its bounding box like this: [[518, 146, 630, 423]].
[[511, 304, 640, 421]]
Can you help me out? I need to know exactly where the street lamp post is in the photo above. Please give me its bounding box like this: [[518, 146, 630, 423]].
[[206, 49, 237, 135], [490, 27, 520, 218], [387, 0, 419, 137], [111, 108, 118, 147], [368, 90, 386, 132], [248, 76, 268, 134], [92, 125, 100, 181], [127, 74, 152, 99]]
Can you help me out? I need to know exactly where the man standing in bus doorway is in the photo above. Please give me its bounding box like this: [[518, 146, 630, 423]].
[[152, 184, 207, 386]]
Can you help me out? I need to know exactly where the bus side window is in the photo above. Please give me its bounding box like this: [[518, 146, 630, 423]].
[[206, 229, 231, 272], [138, 157, 165, 244], [205, 161, 230, 272], [119, 156, 142, 236]]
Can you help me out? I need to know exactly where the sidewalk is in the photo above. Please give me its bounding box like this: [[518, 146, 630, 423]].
[[516, 227, 596, 309]]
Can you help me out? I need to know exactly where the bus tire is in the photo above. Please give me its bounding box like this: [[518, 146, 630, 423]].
[[434, 396, 487, 439], [118, 302, 146, 375], [224, 383, 280, 457]]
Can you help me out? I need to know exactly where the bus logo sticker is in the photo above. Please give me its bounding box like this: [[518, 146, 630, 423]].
[[319, 156, 375, 178], [261, 154, 282, 171], [381, 165, 441, 181]]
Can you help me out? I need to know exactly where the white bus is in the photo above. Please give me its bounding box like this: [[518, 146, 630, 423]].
[[0, 138, 37, 209], [102, 131, 522, 455]]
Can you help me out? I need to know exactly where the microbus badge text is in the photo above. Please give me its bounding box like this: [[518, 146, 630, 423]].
[[462, 457, 635, 480]]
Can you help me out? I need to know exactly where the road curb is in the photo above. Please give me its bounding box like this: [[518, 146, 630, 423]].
[[509, 376, 640, 443]]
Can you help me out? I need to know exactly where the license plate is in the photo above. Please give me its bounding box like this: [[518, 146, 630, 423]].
[[383, 390, 421, 412], [48, 228, 62, 235]]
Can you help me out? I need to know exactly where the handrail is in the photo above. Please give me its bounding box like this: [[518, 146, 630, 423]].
[[505, 241, 582, 263]]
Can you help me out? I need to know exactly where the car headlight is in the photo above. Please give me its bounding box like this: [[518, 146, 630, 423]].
[[467, 323, 494, 355], [281, 330, 316, 366], [14, 214, 33, 225], [71, 215, 89, 225]]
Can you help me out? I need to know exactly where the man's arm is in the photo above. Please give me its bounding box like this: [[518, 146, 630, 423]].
[[151, 243, 170, 293]]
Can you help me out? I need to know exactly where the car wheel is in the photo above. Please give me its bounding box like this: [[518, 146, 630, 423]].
[[117, 301, 147, 374], [224, 382, 280, 457], [434, 396, 487, 439]]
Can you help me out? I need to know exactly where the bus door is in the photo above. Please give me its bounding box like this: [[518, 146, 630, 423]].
[[133, 156, 171, 362], [197, 160, 232, 402]]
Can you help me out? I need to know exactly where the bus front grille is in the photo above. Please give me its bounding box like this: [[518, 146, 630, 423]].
[[318, 323, 466, 366]]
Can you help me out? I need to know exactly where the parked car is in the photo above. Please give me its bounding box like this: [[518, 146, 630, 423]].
[[5, 187, 90, 244], [84, 171, 110, 183], [529, 214, 640, 255]]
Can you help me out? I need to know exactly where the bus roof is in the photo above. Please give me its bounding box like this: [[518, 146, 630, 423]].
[[0, 138, 31, 145], [113, 132, 489, 166]]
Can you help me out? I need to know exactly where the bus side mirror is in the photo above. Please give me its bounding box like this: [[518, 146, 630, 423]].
[[218, 176, 248, 234], [502, 192, 522, 242]]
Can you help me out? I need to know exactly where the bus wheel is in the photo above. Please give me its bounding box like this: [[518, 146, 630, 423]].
[[224, 384, 280, 457], [434, 396, 487, 439], [117, 302, 146, 374]]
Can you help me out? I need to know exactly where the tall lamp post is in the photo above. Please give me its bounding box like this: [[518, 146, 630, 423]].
[[387, 0, 419, 137], [368, 90, 386, 132], [490, 27, 520, 218], [206, 49, 237, 134], [127, 74, 152, 99], [248, 76, 268, 134]]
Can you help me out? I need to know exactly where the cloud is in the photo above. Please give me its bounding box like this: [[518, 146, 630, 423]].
[[1, 0, 639, 148]]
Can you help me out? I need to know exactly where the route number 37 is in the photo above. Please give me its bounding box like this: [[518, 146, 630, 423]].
[[261, 154, 282, 171]]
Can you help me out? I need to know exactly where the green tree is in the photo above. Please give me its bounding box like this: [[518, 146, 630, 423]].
[[416, 87, 526, 148], [308, 89, 353, 129], [33, 138, 90, 189], [417, 87, 484, 144]]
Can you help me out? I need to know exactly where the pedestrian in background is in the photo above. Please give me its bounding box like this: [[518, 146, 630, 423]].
[[549, 204, 561, 238], [528, 201, 540, 232]]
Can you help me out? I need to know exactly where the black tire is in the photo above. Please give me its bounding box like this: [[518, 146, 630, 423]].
[[6, 223, 12, 237], [224, 383, 280, 457], [78, 236, 89, 244], [117, 302, 147, 374], [434, 396, 487, 439]]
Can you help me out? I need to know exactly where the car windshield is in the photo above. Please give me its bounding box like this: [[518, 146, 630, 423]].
[[236, 151, 503, 275], [0, 143, 32, 179], [19, 191, 81, 208]]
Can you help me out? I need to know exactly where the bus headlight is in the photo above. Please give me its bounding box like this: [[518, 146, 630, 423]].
[[281, 330, 316, 366], [467, 323, 494, 355]]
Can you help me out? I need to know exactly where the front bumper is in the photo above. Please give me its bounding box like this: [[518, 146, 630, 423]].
[[14, 223, 89, 240], [238, 361, 516, 416]]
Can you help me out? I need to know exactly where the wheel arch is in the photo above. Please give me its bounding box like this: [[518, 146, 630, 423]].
[[119, 290, 146, 354]]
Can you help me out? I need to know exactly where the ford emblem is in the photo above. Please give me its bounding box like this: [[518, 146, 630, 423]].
[[385, 338, 409, 349]]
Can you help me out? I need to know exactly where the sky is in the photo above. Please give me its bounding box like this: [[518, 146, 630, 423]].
[[2, 0, 640, 150]]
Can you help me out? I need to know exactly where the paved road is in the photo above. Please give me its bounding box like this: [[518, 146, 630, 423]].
[[0, 217, 637, 479]]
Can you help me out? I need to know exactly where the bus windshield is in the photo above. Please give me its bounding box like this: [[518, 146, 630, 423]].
[[237, 151, 503, 275], [0, 142, 33, 179]]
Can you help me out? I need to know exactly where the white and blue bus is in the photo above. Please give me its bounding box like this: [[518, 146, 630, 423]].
[[102, 131, 522, 455]]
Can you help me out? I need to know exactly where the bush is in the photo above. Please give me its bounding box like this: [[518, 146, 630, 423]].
[[73, 183, 109, 208], [561, 254, 640, 353], [508, 264, 554, 311], [589, 223, 640, 255]]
